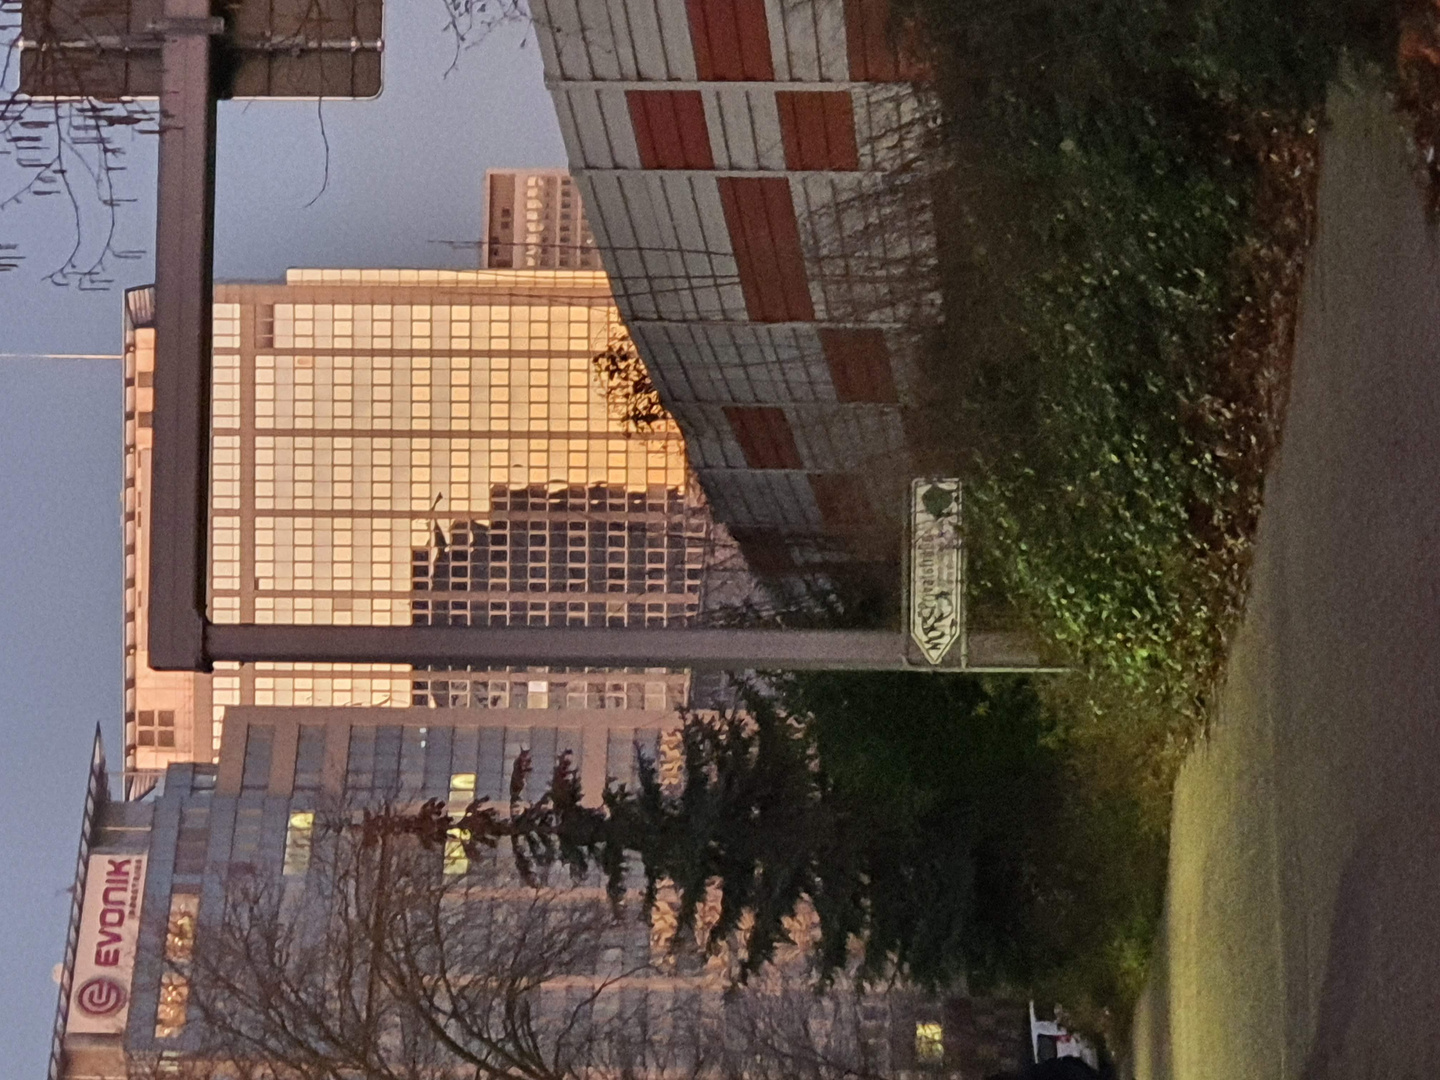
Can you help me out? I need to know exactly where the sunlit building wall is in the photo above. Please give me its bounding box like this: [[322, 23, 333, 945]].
[[122, 269, 748, 788], [124, 289, 214, 776]]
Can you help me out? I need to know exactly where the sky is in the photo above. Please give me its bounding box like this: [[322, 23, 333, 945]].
[[0, 5, 566, 1072]]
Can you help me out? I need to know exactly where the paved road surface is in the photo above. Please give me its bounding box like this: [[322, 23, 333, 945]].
[[1129, 80, 1440, 1080]]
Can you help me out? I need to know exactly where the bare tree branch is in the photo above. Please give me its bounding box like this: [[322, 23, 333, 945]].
[[132, 801, 935, 1080], [0, 0, 530, 285]]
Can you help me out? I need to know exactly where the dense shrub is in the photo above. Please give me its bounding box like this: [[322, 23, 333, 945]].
[[781, 671, 1166, 1038], [903, 0, 1393, 717], [865, 0, 1412, 1038]]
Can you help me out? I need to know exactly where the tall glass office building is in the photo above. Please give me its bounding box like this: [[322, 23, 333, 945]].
[[123, 269, 749, 787]]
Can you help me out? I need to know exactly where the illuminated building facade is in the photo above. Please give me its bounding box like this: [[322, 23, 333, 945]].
[[125, 287, 216, 775], [123, 268, 747, 787]]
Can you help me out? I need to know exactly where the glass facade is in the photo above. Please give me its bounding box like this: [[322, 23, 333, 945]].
[[205, 275, 702, 630], [123, 270, 748, 786]]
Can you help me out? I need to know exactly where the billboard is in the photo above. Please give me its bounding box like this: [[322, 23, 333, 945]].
[[18, 0, 383, 99], [66, 854, 148, 1036]]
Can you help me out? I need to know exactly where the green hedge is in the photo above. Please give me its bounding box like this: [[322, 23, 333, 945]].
[[905, 0, 1393, 717]]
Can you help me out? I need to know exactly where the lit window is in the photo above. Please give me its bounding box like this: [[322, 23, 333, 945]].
[[915, 1022, 944, 1065], [443, 832, 470, 875], [164, 893, 199, 962], [448, 771, 476, 807], [154, 973, 190, 1039], [283, 811, 315, 876], [155, 892, 198, 1038]]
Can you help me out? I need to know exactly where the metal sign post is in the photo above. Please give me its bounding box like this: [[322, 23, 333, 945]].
[[17, 0, 1060, 677], [147, 0, 221, 672]]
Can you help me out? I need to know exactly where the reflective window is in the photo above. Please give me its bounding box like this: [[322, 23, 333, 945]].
[[241, 726, 274, 791], [293, 725, 326, 792]]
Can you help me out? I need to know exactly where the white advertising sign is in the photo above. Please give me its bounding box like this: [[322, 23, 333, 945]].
[[909, 478, 965, 666], [67, 853, 147, 1035]]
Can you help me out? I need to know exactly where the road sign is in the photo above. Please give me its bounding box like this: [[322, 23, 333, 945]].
[[909, 478, 964, 666], [17, 0, 383, 99]]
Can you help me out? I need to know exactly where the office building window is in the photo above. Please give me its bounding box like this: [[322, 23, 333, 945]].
[[443, 831, 469, 875], [606, 728, 660, 787], [448, 770, 476, 807], [283, 811, 315, 876], [421, 725, 454, 797], [136, 709, 176, 749], [230, 806, 264, 866], [373, 725, 403, 799], [212, 303, 241, 348], [241, 726, 274, 791], [173, 807, 210, 876], [477, 727, 505, 799], [293, 725, 327, 792], [212, 672, 241, 758], [190, 766, 217, 794], [399, 726, 428, 796], [163, 892, 199, 963], [154, 892, 198, 1039], [915, 1022, 944, 1066], [346, 727, 375, 799], [345, 725, 404, 802], [155, 976, 190, 1040]]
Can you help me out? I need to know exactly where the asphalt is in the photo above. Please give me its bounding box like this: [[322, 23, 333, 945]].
[[1128, 79, 1440, 1080]]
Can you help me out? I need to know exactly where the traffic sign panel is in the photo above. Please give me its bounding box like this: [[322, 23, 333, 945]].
[[909, 478, 965, 666], [17, 0, 382, 98]]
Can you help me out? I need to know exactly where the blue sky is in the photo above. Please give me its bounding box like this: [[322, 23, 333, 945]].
[[0, 6, 566, 1071]]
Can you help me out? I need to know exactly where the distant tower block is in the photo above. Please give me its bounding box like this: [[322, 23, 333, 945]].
[[483, 169, 601, 270]]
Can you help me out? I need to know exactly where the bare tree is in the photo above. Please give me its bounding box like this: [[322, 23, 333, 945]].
[[0, 0, 154, 285], [592, 330, 668, 434], [1, 0, 528, 285], [129, 809, 938, 1080], [131, 805, 671, 1080], [120, 741, 971, 1080]]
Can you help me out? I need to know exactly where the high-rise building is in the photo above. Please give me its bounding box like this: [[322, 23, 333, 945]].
[[530, 0, 933, 594], [49, 729, 1031, 1080], [122, 268, 750, 789], [483, 169, 602, 270]]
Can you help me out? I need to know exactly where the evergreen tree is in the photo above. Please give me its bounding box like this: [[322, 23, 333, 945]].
[[364, 674, 1058, 991]]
